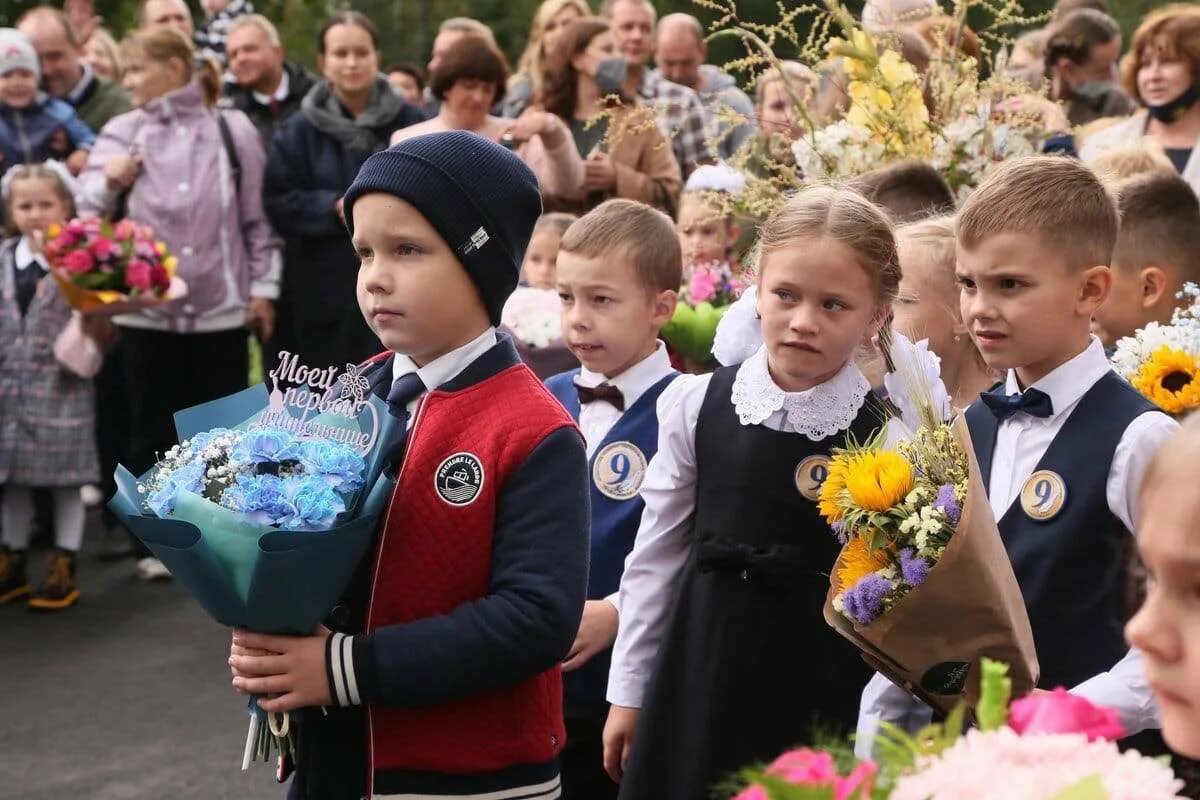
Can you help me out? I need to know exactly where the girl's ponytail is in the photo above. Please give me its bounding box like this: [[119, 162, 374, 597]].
[[197, 55, 222, 107]]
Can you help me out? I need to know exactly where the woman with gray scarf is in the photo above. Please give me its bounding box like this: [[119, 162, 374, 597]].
[[263, 11, 424, 369]]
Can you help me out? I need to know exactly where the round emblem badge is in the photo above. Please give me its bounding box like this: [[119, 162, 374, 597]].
[[794, 455, 832, 502], [434, 452, 485, 506], [1020, 469, 1067, 521], [593, 442, 648, 501]]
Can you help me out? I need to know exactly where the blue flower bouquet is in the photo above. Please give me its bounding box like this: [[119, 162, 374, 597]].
[[108, 368, 399, 770]]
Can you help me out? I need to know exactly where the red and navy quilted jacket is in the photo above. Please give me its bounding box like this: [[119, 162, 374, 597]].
[[291, 336, 590, 799]]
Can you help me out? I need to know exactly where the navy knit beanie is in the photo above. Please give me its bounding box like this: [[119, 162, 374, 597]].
[[343, 131, 543, 326]]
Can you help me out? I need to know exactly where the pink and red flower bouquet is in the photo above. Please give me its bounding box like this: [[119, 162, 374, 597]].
[[731, 661, 1184, 800], [44, 217, 187, 316]]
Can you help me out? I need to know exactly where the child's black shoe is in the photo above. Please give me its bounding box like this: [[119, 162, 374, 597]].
[[28, 549, 79, 611], [0, 546, 30, 604]]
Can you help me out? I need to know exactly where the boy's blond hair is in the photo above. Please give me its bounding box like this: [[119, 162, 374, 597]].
[[1112, 173, 1200, 284], [1090, 144, 1177, 186], [957, 155, 1117, 270], [560, 199, 682, 293]]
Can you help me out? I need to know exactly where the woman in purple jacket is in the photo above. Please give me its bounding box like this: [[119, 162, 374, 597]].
[[78, 26, 278, 581]]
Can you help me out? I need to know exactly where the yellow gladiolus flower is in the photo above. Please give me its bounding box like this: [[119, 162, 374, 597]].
[[877, 50, 917, 87], [844, 450, 915, 512], [1132, 346, 1200, 415], [837, 535, 891, 591], [47, 223, 62, 238]]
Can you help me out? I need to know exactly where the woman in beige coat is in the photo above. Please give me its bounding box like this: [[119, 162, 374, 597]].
[[524, 17, 682, 215]]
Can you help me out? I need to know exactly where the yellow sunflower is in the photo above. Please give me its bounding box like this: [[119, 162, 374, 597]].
[[837, 535, 892, 592], [1132, 346, 1200, 415], [844, 450, 915, 512], [818, 454, 852, 523]]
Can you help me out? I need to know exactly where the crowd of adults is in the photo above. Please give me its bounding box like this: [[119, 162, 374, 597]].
[[1, 0, 1199, 577]]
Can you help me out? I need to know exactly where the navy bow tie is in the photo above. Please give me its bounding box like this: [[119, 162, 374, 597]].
[[575, 380, 625, 411], [980, 387, 1054, 421], [386, 372, 426, 416]]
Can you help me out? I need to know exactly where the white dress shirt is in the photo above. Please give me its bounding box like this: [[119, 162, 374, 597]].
[[856, 338, 1178, 756], [574, 341, 675, 459], [14, 237, 49, 272], [607, 351, 874, 709], [390, 327, 497, 424], [251, 69, 291, 106]]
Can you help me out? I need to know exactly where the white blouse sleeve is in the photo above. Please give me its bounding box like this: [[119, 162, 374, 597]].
[[606, 373, 710, 709]]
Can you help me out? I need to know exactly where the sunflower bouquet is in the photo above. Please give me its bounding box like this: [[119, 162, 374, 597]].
[[1110, 284, 1200, 416], [817, 334, 1038, 711]]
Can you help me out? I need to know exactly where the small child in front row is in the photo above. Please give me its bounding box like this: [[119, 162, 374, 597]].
[[675, 163, 743, 267], [229, 131, 590, 800], [545, 199, 681, 800], [1089, 171, 1200, 349], [0, 163, 100, 611], [603, 186, 900, 800], [858, 155, 1179, 753]]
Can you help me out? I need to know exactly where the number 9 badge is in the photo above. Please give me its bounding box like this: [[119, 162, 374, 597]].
[[593, 442, 649, 501], [1020, 470, 1067, 521], [794, 455, 831, 502]]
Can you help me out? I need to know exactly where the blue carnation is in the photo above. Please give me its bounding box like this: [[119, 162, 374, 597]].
[[221, 473, 295, 525], [841, 573, 893, 625], [147, 461, 205, 517], [300, 440, 365, 492], [231, 429, 300, 465], [277, 476, 345, 531]]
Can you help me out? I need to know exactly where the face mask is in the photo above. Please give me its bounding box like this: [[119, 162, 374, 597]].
[[1147, 83, 1200, 123], [1069, 80, 1113, 103], [593, 56, 627, 95]]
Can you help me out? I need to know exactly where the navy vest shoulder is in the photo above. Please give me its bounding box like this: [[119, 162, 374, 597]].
[[965, 371, 1157, 689], [546, 368, 677, 702]]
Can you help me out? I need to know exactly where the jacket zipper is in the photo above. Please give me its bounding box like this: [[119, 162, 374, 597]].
[[14, 110, 31, 162], [363, 394, 431, 800]]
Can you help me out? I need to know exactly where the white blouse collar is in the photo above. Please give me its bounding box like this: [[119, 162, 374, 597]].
[[730, 346, 870, 440]]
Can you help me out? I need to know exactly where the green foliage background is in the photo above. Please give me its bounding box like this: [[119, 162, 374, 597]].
[[0, 0, 1173, 79]]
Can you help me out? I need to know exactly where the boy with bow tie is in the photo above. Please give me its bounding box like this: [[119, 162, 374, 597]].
[[545, 199, 680, 799], [858, 156, 1178, 754]]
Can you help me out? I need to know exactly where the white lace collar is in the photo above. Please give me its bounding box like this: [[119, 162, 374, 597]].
[[730, 346, 870, 440]]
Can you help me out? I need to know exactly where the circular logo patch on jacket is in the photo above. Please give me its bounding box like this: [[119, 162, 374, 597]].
[[593, 442, 648, 501], [435, 452, 485, 506], [1021, 470, 1067, 521]]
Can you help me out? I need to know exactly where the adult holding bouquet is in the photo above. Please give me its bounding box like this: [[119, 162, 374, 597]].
[[263, 11, 424, 371], [78, 25, 277, 581], [534, 18, 682, 214], [1081, 4, 1200, 194]]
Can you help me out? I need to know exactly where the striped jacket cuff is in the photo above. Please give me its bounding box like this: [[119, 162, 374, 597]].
[[325, 632, 363, 707]]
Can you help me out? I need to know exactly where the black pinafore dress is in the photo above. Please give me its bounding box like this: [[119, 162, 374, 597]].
[[617, 365, 882, 800]]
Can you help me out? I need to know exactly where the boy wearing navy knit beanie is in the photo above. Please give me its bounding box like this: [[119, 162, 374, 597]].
[[229, 131, 591, 800]]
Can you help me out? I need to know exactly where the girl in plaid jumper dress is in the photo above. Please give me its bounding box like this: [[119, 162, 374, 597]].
[[0, 164, 100, 611]]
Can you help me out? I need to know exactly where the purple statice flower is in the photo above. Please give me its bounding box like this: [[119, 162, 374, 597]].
[[841, 574, 893, 625], [899, 548, 930, 587], [933, 483, 962, 527]]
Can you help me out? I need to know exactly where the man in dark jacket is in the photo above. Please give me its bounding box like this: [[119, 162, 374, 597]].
[[17, 6, 131, 134], [219, 14, 316, 146]]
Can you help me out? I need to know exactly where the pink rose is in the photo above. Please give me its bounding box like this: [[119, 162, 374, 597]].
[[125, 259, 153, 292], [149, 263, 170, 292], [113, 219, 137, 241], [766, 748, 837, 783], [90, 236, 116, 260], [61, 248, 95, 274], [688, 269, 719, 304], [1008, 688, 1126, 742], [733, 785, 770, 800]]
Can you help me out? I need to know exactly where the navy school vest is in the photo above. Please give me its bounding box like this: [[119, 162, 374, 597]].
[[965, 372, 1158, 690], [546, 368, 678, 702]]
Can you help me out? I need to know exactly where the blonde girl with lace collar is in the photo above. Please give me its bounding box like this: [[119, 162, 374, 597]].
[[602, 186, 901, 782]]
